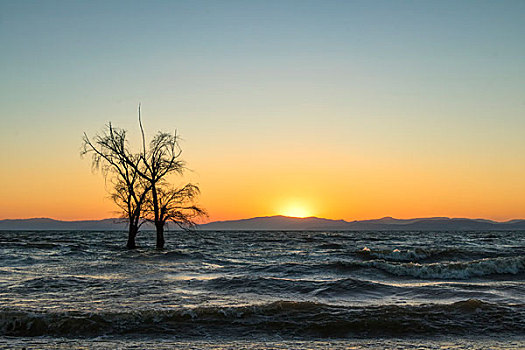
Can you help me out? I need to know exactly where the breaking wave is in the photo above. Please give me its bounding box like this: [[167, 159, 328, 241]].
[[358, 247, 441, 262], [369, 256, 525, 279], [2, 300, 523, 338], [330, 256, 525, 279]]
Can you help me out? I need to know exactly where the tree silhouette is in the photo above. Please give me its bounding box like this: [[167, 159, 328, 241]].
[[81, 107, 204, 249], [81, 124, 149, 248], [138, 128, 193, 248]]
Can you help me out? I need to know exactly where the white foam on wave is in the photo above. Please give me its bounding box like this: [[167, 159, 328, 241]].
[[367, 256, 525, 279], [360, 247, 432, 262]]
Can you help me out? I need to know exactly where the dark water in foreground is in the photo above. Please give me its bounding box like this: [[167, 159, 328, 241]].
[[0, 230, 524, 349]]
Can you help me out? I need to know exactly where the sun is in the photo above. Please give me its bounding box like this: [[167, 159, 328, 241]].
[[281, 204, 312, 218]]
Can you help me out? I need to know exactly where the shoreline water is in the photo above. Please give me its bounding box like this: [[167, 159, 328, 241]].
[[2, 336, 525, 350]]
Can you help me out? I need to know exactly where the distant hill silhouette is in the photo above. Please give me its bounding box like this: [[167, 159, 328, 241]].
[[199, 215, 525, 231], [0, 218, 127, 231], [1, 216, 525, 231], [200, 216, 348, 230]]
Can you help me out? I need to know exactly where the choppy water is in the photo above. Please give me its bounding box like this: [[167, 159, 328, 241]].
[[1, 230, 524, 349]]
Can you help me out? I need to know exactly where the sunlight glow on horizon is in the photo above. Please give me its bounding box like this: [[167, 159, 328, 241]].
[[280, 201, 314, 218]]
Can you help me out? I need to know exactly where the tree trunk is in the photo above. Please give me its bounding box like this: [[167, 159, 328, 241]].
[[126, 224, 138, 249], [155, 222, 165, 249]]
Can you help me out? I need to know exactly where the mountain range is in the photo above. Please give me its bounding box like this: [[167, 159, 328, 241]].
[[1, 216, 525, 231]]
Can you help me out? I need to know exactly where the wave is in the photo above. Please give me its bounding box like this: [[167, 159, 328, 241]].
[[2, 300, 523, 338], [355, 246, 524, 263], [357, 247, 443, 262], [368, 256, 525, 279], [331, 256, 525, 279], [10, 276, 107, 292], [196, 276, 392, 297]]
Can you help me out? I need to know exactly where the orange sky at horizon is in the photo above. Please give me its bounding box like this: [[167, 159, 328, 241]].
[[2, 134, 524, 223]]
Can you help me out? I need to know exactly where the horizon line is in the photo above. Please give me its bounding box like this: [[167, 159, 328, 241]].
[[2, 215, 525, 224]]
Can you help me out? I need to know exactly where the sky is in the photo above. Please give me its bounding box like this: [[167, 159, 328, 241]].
[[1, 0, 524, 222]]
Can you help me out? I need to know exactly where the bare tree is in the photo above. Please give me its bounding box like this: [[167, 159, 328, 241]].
[[136, 115, 191, 248], [81, 123, 148, 249], [82, 106, 205, 249]]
